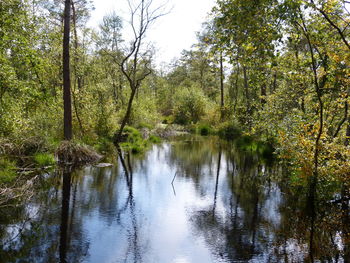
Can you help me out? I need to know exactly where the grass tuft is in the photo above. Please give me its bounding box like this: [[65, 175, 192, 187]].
[[34, 153, 55, 167], [0, 159, 17, 184], [55, 141, 101, 166]]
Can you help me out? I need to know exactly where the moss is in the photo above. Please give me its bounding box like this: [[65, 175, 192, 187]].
[[0, 159, 17, 184], [33, 153, 55, 167]]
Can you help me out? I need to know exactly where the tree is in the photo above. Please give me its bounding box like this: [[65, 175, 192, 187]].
[[63, 0, 72, 140], [114, 0, 166, 144]]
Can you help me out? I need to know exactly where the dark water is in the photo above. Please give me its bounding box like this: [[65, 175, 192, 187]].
[[0, 136, 349, 262]]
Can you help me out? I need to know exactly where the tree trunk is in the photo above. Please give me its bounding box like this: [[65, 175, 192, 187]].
[[220, 52, 224, 118], [71, 1, 84, 134], [63, 0, 72, 140], [115, 87, 137, 143], [346, 116, 350, 146], [260, 83, 266, 105], [243, 65, 250, 113]]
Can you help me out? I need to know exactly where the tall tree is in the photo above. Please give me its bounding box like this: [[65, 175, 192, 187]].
[[63, 0, 72, 140]]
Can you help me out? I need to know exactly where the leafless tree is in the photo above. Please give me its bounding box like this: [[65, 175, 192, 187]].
[[114, 0, 168, 144]]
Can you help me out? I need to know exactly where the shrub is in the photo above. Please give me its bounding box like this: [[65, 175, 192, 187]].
[[218, 122, 242, 140], [173, 87, 208, 125], [198, 124, 211, 136], [94, 137, 115, 154]]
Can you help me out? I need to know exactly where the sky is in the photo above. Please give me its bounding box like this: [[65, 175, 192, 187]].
[[89, 0, 216, 65]]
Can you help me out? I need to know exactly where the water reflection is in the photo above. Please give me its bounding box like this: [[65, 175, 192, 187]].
[[0, 136, 349, 262]]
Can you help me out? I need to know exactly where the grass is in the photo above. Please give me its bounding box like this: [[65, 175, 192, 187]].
[[0, 158, 17, 184], [55, 141, 101, 166], [119, 126, 162, 154], [120, 126, 148, 154], [149, 135, 161, 143], [33, 153, 56, 167]]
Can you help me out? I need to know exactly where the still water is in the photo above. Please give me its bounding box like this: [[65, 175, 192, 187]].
[[0, 136, 349, 262]]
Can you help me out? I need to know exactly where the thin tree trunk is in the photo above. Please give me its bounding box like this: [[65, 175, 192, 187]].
[[243, 65, 250, 114], [71, 1, 84, 134], [271, 71, 277, 94], [260, 83, 266, 105], [115, 87, 137, 143], [346, 116, 350, 146], [220, 52, 224, 118], [63, 0, 72, 140]]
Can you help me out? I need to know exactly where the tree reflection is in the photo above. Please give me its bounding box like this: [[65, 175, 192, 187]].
[[0, 169, 89, 263], [187, 139, 350, 262], [116, 146, 146, 263], [59, 169, 71, 263]]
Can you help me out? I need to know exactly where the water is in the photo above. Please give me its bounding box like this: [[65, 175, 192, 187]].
[[0, 136, 349, 262]]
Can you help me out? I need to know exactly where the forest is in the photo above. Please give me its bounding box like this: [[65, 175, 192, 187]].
[[0, 0, 350, 262]]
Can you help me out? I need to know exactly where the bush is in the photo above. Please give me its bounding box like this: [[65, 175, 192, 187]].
[[33, 153, 55, 167], [94, 137, 115, 154], [198, 124, 211, 136], [129, 96, 160, 127], [218, 122, 242, 140], [235, 135, 254, 150], [173, 87, 208, 125]]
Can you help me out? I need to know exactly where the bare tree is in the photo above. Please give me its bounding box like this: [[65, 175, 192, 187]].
[[114, 0, 167, 144]]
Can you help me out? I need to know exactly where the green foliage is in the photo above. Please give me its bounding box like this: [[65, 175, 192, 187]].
[[217, 122, 242, 140], [162, 116, 174, 125], [190, 123, 213, 136], [94, 137, 115, 154], [129, 96, 161, 127], [0, 159, 17, 184], [198, 124, 212, 136], [137, 122, 154, 130], [120, 126, 148, 154], [33, 153, 55, 167], [149, 135, 161, 143], [173, 87, 209, 125], [0, 0, 348, 194]]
